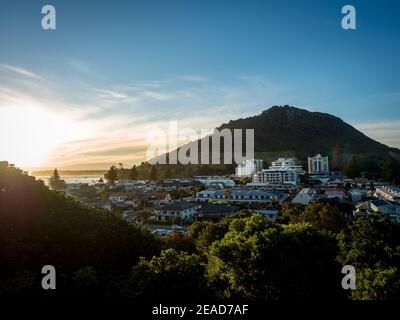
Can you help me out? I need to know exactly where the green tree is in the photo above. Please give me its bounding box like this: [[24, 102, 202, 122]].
[[48, 168, 66, 191], [162, 231, 198, 254], [197, 220, 230, 247], [239, 177, 251, 185], [350, 267, 400, 300], [278, 203, 304, 224], [210, 215, 343, 300], [149, 165, 157, 181], [344, 155, 362, 179], [382, 155, 399, 183], [129, 165, 138, 180], [293, 203, 346, 233], [164, 165, 172, 179], [105, 165, 118, 184], [72, 266, 99, 296], [127, 249, 208, 301], [188, 221, 208, 239], [338, 214, 400, 270], [0, 162, 163, 299], [187, 166, 193, 178]]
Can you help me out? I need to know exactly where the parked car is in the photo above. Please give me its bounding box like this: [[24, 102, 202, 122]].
[[151, 228, 170, 235]]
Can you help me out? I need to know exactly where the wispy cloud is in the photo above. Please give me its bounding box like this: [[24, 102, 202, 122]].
[[143, 91, 175, 101], [0, 63, 295, 169], [11, 62, 398, 168], [92, 89, 131, 100], [129, 80, 170, 88], [175, 74, 208, 82], [353, 121, 400, 149], [67, 58, 91, 75], [0, 64, 43, 80]]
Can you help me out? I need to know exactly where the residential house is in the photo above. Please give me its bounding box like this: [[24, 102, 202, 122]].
[[154, 202, 201, 222], [196, 203, 239, 221], [292, 188, 317, 205], [375, 186, 400, 203], [109, 192, 129, 204], [355, 199, 400, 220], [254, 209, 279, 222], [347, 189, 369, 203], [325, 188, 347, 201]]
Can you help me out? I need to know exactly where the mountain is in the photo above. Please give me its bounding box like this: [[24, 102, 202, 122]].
[[143, 105, 399, 176], [216, 105, 399, 163]]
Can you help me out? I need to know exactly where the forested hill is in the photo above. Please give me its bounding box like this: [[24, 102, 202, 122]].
[[218, 105, 399, 159], [0, 161, 162, 297], [131, 105, 399, 178], [2, 161, 400, 301]]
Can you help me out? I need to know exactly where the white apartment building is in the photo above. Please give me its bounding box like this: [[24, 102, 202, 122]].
[[375, 186, 400, 203], [194, 176, 235, 188], [154, 202, 201, 222], [253, 168, 299, 189], [308, 154, 329, 175], [269, 158, 304, 174], [196, 189, 284, 204], [235, 159, 264, 177]]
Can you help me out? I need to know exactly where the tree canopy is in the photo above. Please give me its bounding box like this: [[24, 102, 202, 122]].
[[48, 168, 66, 191]]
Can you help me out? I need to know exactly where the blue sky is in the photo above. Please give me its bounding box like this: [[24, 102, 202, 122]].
[[0, 0, 399, 169]]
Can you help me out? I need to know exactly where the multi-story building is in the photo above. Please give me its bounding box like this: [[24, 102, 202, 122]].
[[252, 168, 299, 190], [270, 158, 304, 174], [375, 186, 400, 203], [196, 189, 285, 204], [235, 159, 264, 177], [154, 202, 201, 222], [195, 190, 226, 201], [308, 154, 329, 175], [194, 176, 235, 188]]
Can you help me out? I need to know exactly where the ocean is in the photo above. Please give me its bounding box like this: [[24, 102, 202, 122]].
[[34, 176, 104, 186]]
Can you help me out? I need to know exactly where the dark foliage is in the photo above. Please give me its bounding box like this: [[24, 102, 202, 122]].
[[0, 161, 162, 298]]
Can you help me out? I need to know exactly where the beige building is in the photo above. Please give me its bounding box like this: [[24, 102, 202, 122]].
[[308, 154, 329, 175]]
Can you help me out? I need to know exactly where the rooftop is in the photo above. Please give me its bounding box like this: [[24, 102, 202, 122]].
[[157, 202, 199, 211]]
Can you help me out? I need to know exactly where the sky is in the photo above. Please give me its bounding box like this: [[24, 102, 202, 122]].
[[0, 0, 399, 170]]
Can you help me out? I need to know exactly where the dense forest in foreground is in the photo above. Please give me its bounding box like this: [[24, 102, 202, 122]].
[[1, 161, 400, 300]]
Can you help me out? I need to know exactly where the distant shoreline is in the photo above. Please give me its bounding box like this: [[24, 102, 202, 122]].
[[31, 170, 107, 177]]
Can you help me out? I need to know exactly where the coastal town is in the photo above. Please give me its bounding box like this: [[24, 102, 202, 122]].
[[47, 154, 400, 235]]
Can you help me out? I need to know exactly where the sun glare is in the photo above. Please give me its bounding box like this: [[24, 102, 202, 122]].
[[0, 103, 78, 168]]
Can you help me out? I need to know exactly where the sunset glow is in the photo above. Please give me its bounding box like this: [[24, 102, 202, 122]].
[[0, 103, 79, 167]]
